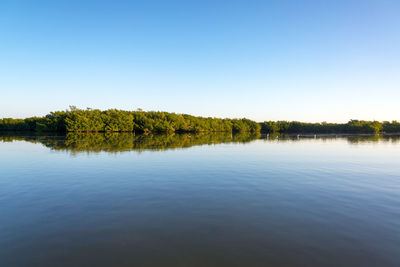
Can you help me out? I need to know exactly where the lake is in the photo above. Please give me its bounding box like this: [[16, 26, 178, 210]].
[[1, 133, 399, 266]]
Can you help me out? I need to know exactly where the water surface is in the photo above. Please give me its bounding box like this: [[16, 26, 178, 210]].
[[1, 133, 399, 266]]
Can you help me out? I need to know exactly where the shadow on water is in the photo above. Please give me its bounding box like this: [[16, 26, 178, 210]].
[[1, 132, 400, 154]]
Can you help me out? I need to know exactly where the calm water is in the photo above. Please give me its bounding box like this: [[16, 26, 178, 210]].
[[1, 133, 400, 266]]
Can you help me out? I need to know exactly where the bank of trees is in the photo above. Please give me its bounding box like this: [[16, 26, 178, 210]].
[[260, 120, 400, 134], [1, 107, 399, 134], [0, 107, 260, 133]]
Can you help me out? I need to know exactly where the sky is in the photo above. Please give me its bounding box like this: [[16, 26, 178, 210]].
[[0, 0, 399, 122]]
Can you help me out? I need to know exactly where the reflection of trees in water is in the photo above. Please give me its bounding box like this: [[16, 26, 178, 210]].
[[61, 132, 261, 153], [0, 132, 261, 154], [260, 133, 400, 144], [1, 133, 399, 153], [344, 134, 400, 144]]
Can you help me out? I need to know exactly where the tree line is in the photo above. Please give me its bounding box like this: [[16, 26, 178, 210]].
[[0, 107, 260, 133], [1, 107, 399, 134], [261, 120, 400, 134]]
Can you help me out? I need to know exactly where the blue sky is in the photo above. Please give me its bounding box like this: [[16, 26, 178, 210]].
[[1, 0, 399, 122]]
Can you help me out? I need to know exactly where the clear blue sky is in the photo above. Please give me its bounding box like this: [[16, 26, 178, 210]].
[[1, 0, 399, 122]]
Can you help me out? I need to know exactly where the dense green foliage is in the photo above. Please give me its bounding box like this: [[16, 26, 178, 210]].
[[1, 107, 399, 134], [261, 120, 400, 134], [0, 107, 260, 133]]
